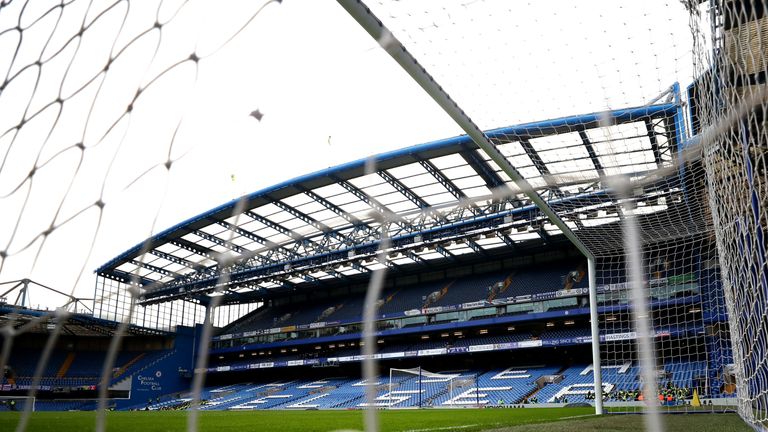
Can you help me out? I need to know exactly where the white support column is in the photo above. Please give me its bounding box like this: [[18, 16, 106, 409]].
[[588, 257, 603, 415]]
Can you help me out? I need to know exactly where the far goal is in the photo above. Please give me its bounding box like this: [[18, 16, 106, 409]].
[[388, 367, 479, 408], [0, 396, 34, 412]]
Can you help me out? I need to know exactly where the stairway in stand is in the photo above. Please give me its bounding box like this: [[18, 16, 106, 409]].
[[56, 353, 76, 379]]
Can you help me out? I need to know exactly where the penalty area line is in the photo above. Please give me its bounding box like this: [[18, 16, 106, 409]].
[[402, 424, 482, 432], [557, 414, 600, 420]]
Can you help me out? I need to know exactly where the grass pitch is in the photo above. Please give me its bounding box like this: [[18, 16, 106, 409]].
[[0, 408, 751, 432]]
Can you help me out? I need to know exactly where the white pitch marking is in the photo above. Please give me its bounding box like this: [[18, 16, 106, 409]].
[[402, 424, 482, 432]]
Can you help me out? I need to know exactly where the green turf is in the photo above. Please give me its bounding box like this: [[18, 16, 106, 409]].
[[0, 409, 752, 432]]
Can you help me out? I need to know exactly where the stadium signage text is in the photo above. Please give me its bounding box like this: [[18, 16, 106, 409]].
[[136, 371, 163, 392], [208, 328, 691, 374]]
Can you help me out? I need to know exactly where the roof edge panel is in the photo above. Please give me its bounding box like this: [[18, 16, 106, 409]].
[[95, 102, 677, 274]]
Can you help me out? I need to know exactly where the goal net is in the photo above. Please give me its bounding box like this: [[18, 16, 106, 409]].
[[0, 0, 764, 431], [339, 0, 768, 427], [689, 1, 768, 428], [388, 368, 474, 408], [0, 396, 34, 412]]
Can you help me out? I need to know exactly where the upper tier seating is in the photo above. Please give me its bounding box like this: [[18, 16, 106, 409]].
[[221, 261, 587, 335]]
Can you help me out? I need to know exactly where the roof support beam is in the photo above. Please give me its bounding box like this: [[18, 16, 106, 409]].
[[334, 1, 594, 265], [272, 200, 331, 233], [210, 220, 327, 282], [378, 169, 430, 210], [150, 249, 206, 272], [419, 160, 481, 216], [434, 245, 456, 262], [537, 227, 551, 244], [170, 238, 218, 261], [337, 179, 394, 219], [350, 262, 371, 274], [519, 139, 550, 177], [463, 239, 487, 256], [498, 233, 518, 249], [644, 119, 664, 168], [213, 219, 284, 253], [319, 267, 352, 281], [104, 269, 156, 288], [271, 200, 350, 246], [578, 130, 605, 178], [129, 260, 182, 279], [245, 211, 302, 242], [517, 139, 584, 230], [519, 139, 564, 199], [191, 229, 247, 255], [336, 179, 411, 235], [407, 251, 426, 264], [460, 150, 525, 211], [302, 189, 364, 226], [244, 211, 331, 255], [338, 179, 393, 215], [460, 150, 507, 190], [419, 160, 463, 201]]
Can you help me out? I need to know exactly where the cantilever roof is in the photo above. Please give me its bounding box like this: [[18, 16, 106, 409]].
[[96, 101, 684, 306]]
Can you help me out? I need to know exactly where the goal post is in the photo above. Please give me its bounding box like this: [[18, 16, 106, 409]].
[[335, 0, 609, 415], [388, 367, 465, 408], [335, 0, 738, 424], [0, 396, 34, 412]]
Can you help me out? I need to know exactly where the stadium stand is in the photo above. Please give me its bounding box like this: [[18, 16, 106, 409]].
[[217, 261, 590, 339], [0, 227, 718, 412], [0, 75, 731, 413], [154, 358, 707, 411]]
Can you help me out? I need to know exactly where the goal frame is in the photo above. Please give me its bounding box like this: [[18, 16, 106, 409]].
[[337, 0, 604, 415], [0, 396, 35, 412]]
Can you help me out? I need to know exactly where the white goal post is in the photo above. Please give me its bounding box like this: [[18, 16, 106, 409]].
[[388, 367, 473, 408], [0, 396, 35, 412]]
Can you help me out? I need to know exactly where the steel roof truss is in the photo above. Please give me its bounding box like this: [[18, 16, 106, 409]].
[[213, 219, 291, 256], [149, 249, 205, 272], [245, 211, 303, 242], [271, 200, 350, 246], [498, 232, 518, 249], [460, 149, 506, 189], [191, 229, 246, 255], [434, 245, 456, 262], [337, 179, 412, 233], [519, 138, 564, 199], [170, 238, 218, 261], [246, 211, 334, 255], [406, 251, 426, 264], [418, 159, 482, 216], [129, 259, 181, 279], [577, 130, 606, 178], [464, 239, 487, 256], [303, 189, 364, 227], [378, 169, 430, 210], [644, 119, 664, 168]]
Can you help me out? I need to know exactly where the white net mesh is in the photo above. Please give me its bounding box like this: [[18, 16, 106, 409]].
[[0, 0, 765, 431], [689, 1, 768, 429], [341, 0, 732, 427], [0, 1, 283, 430]]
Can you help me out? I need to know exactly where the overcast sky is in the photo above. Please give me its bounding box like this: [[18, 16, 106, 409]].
[[0, 0, 701, 308]]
